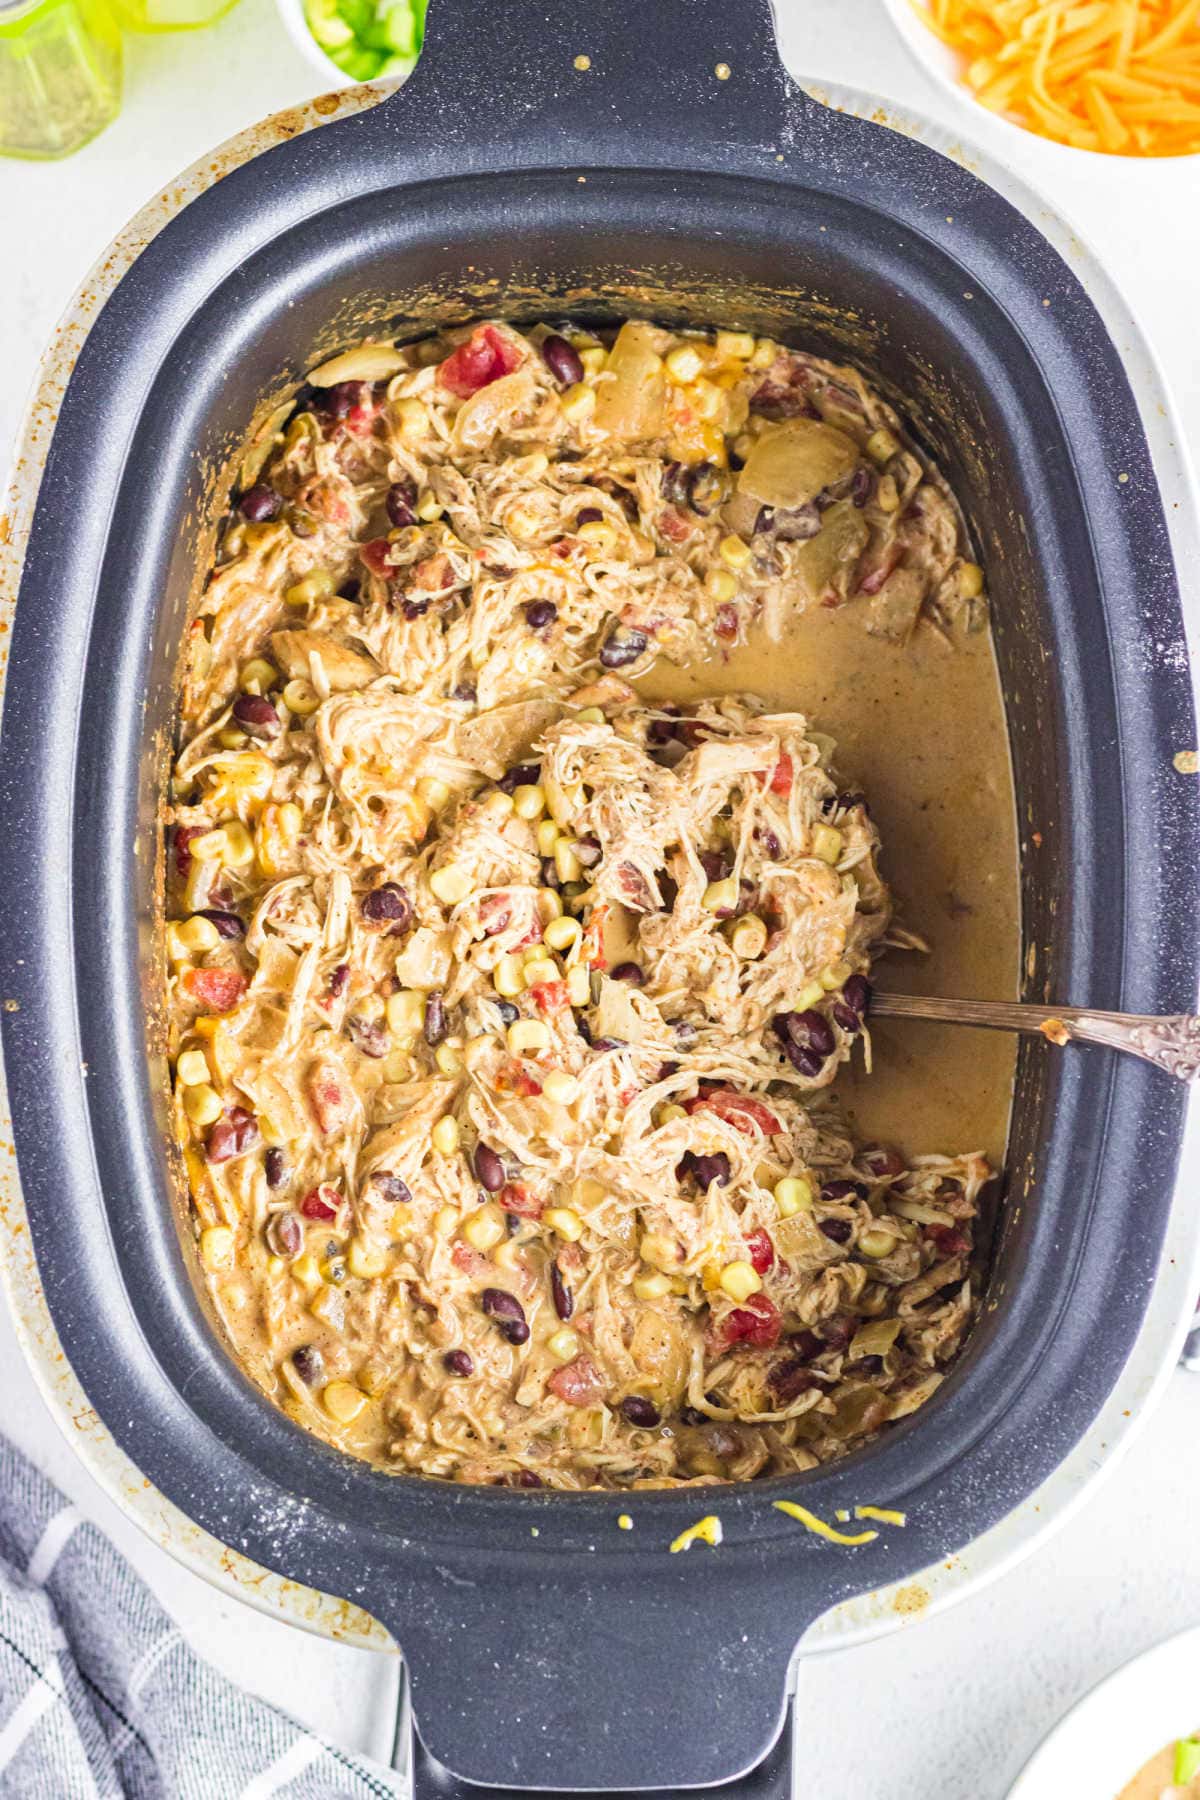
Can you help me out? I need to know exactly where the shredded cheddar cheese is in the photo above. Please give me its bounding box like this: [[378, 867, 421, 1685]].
[[670, 1514, 724, 1553], [854, 1505, 909, 1526], [773, 1501, 878, 1545], [911, 0, 1200, 155]]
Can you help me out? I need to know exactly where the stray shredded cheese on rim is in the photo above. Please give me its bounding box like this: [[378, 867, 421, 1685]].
[[618, 1514, 633, 1531], [854, 1505, 908, 1527], [773, 1501, 878, 1545], [670, 1514, 724, 1553], [912, 0, 1200, 156], [1039, 1017, 1071, 1047]]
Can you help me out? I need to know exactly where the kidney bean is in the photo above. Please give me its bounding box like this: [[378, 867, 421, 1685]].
[[831, 1003, 861, 1034], [371, 1171, 412, 1205], [514, 1470, 544, 1487], [266, 1210, 303, 1257], [207, 1106, 259, 1164], [778, 1010, 836, 1058], [481, 1288, 529, 1345], [550, 1259, 574, 1320], [197, 909, 245, 939], [292, 1344, 324, 1386], [860, 1144, 905, 1179], [347, 1015, 388, 1058], [360, 883, 413, 931], [610, 962, 644, 986], [821, 1179, 869, 1202], [524, 599, 557, 630], [423, 991, 447, 1047], [841, 974, 871, 1017], [232, 694, 281, 739], [328, 963, 349, 999], [699, 850, 729, 883], [264, 1147, 288, 1189], [443, 1349, 475, 1377], [324, 380, 362, 419], [678, 1150, 731, 1191], [474, 1143, 505, 1192], [850, 465, 876, 507], [575, 506, 604, 527], [818, 1217, 853, 1244], [598, 625, 648, 669], [239, 484, 281, 521], [386, 476, 418, 528], [498, 762, 540, 794], [621, 1396, 661, 1428], [541, 334, 583, 386]]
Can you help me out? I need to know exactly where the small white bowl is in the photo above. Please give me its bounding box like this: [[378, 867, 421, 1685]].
[[1008, 1624, 1200, 1798], [881, 0, 1199, 163]]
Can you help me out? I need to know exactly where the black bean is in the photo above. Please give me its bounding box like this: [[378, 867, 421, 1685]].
[[678, 1150, 731, 1191], [498, 762, 540, 794], [671, 1018, 697, 1046], [386, 477, 418, 528], [401, 597, 430, 621], [575, 1016, 593, 1045], [539, 856, 560, 890], [239, 484, 281, 522], [550, 1259, 574, 1320], [292, 1344, 324, 1385], [819, 1217, 853, 1244], [598, 625, 648, 669], [481, 1288, 526, 1325], [423, 991, 447, 1047], [474, 1143, 505, 1192], [371, 1171, 413, 1205], [786, 1044, 824, 1078], [832, 1003, 861, 1034], [621, 1395, 661, 1428], [198, 909, 245, 939], [699, 849, 729, 883], [494, 999, 519, 1027], [265, 1147, 288, 1189], [575, 506, 604, 526], [855, 1354, 884, 1375], [850, 466, 875, 508], [820, 1180, 869, 1202], [266, 1210, 302, 1256], [503, 1320, 530, 1346], [842, 974, 871, 1017], [679, 1407, 708, 1427], [610, 962, 644, 986], [686, 463, 727, 516], [524, 599, 557, 630], [771, 503, 822, 541], [514, 1469, 543, 1487], [451, 682, 477, 704], [542, 334, 584, 386], [338, 576, 362, 603], [360, 883, 413, 931], [443, 1349, 475, 1377], [232, 695, 281, 739], [761, 828, 782, 858], [661, 462, 691, 507], [347, 1015, 388, 1058]]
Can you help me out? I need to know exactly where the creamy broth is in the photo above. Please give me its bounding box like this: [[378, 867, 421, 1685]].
[[641, 607, 1019, 1164]]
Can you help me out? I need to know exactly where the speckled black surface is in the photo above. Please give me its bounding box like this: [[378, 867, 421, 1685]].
[[1, 0, 1198, 1793]]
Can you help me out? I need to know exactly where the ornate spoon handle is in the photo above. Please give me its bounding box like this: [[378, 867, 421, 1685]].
[[869, 993, 1200, 1083]]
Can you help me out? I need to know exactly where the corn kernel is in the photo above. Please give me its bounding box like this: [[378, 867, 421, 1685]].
[[386, 988, 426, 1039], [665, 343, 704, 384], [633, 1271, 674, 1300], [522, 957, 558, 990], [537, 887, 564, 925], [719, 1260, 762, 1302], [657, 1103, 688, 1124], [576, 705, 607, 725], [492, 1239, 523, 1271], [546, 1326, 581, 1362], [544, 778, 582, 828], [182, 915, 222, 955], [876, 474, 900, 513], [416, 775, 451, 810], [183, 1083, 222, 1127], [729, 914, 767, 960], [688, 378, 723, 420], [543, 915, 581, 953], [554, 840, 582, 883], [291, 1251, 322, 1293], [716, 330, 756, 360], [430, 864, 472, 906], [394, 397, 429, 439], [536, 819, 561, 856], [819, 961, 853, 992], [255, 801, 302, 878], [866, 428, 900, 465], [561, 382, 596, 422], [434, 1042, 463, 1075], [462, 1204, 505, 1252], [433, 1206, 460, 1236], [218, 726, 248, 750], [579, 345, 607, 376], [431, 1115, 460, 1156], [566, 964, 591, 1007], [859, 1227, 898, 1259], [507, 1019, 550, 1056], [416, 491, 444, 521], [959, 560, 984, 599], [577, 518, 617, 555], [200, 1225, 234, 1270], [774, 1175, 814, 1217], [322, 1380, 368, 1424], [701, 1262, 723, 1292], [282, 678, 321, 716], [166, 924, 191, 965], [383, 1050, 413, 1083], [513, 783, 546, 821], [175, 1046, 211, 1087], [494, 955, 525, 998], [811, 824, 843, 866], [719, 534, 752, 570], [702, 877, 739, 913], [348, 1239, 390, 1279], [640, 1232, 678, 1270], [750, 338, 777, 368], [542, 1070, 580, 1106], [544, 1207, 584, 1241], [483, 789, 516, 820], [284, 571, 336, 609], [240, 657, 277, 693], [705, 568, 738, 604]]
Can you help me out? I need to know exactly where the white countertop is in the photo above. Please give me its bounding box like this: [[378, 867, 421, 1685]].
[[3, 3, 1199, 1794]]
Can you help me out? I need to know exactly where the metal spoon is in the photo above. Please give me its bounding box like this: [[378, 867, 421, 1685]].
[[869, 992, 1200, 1083]]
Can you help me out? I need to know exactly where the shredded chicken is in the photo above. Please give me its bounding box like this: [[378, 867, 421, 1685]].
[[166, 319, 992, 1488]]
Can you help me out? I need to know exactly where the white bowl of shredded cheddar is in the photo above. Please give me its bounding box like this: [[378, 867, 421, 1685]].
[[883, 0, 1200, 160]]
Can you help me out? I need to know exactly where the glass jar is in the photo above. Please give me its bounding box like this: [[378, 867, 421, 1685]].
[[0, 0, 121, 159], [108, 0, 237, 31]]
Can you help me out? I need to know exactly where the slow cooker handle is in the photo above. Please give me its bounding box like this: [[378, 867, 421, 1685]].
[[384, 0, 806, 156]]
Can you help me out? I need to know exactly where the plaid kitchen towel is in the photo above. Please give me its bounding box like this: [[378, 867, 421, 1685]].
[[0, 1436, 403, 1799]]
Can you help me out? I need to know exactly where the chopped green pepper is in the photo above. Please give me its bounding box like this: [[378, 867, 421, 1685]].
[[306, 0, 426, 81], [1174, 1738, 1200, 1785]]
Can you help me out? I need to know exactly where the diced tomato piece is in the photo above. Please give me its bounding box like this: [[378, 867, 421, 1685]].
[[581, 903, 609, 972], [926, 1224, 970, 1258], [685, 1089, 782, 1136], [529, 980, 568, 1014], [173, 824, 206, 877], [307, 1061, 352, 1135], [182, 967, 247, 1013], [758, 753, 793, 796], [438, 325, 523, 397], [360, 537, 394, 577], [618, 1085, 638, 1107], [451, 1240, 490, 1278], [499, 1182, 543, 1219], [300, 1184, 341, 1221], [496, 1063, 543, 1099], [412, 552, 456, 591], [546, 1354, 605, 1407], [658, 507, 692, 543], [708, 1294, 781, 1354], [513, 921, 543, 949], [745, 1228, 775, 1275]]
